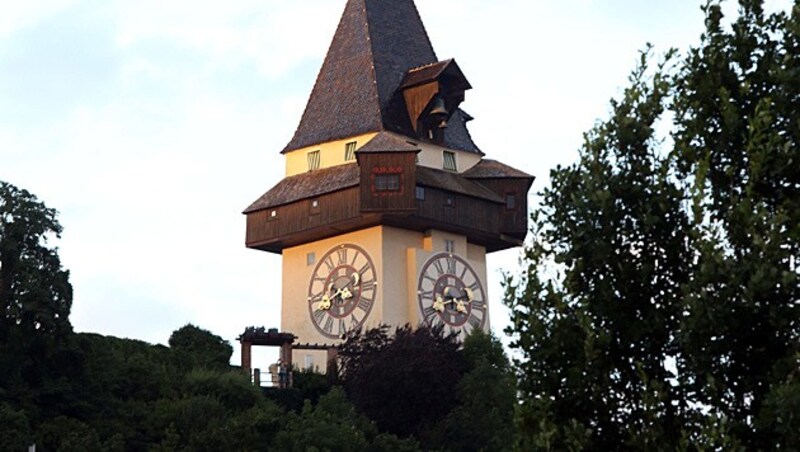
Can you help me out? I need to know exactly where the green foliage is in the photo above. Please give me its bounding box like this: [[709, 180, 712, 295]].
[[0, 180, 72, 339], [273, 387, 419, 452], [0, 181, 74, 421], [505, 1, 800, 449], [183, 369, 262, 410], [168, 324, 233, 371], [38, 416, 102, 451], [434, 330, 516, 452], [505, 48, 691, 450], [0, 402, 32, 451], [292, 366, 333, 405], [670, 2, 800, 448], [338, 325, 466, 441]]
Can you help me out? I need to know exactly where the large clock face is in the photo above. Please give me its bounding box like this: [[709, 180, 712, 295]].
[[307, 244, 377, 339], [417, 253, 487, 337]]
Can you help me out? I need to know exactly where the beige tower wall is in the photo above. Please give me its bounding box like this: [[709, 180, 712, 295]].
[[405, 230, 489, 335], [284, 133, 378, 176], [281, 226, 489, 370]]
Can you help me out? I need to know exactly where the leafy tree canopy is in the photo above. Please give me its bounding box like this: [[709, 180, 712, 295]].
[[0, 180, 72, 339], [338, 325, 466, 441], [168, 323, 233, 371], [504, 1, 800, 449]]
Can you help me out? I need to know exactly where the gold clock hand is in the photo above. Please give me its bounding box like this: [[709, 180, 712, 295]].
[[320, 294, 332, 311], [433, 294, 446, 312]]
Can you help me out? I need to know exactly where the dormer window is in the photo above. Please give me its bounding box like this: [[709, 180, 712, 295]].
[[375, 174, 401, 191], [371, 166, 403, 195], [307, 150, 321, 171], [443, 151, 457, 171]]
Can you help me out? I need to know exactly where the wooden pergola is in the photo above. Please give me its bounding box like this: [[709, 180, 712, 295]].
[[238, 327, 338, 388]]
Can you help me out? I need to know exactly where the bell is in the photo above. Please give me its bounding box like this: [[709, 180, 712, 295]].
[[429, 97, 449, 117]]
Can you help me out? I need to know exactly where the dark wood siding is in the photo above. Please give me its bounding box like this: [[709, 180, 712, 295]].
[[471, 179, 530, 238], [415, 187, 500, 235], [359, 153, 417, 212], [246, 187, 360, 248]]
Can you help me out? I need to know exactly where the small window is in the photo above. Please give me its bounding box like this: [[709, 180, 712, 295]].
[[270, 210, 278, 219], [445, 196, 455, 208], [310, 199, 320, 215], [307, 150, 321, 171], [374, 174, 401, 191], [415, 186, 425, 200], [307, 252, 316, 266], [344, 141, 357, 161], [445, 239, 455, 253], [505, 193, 517, 210], [443, 151, 457, 171]]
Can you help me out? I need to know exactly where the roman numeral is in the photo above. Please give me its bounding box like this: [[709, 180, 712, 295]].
[[357, 298, 371, 312], [468, 315, 483, 329], [361, 279, 375, 292], [446, 257, 457, 274], [337, 249, 348, 265], [324, 256, 335, 272], [338, 319, 346, 334], [324, 316, 334, 333], [433, 260, 445, 276], [313, 310, 326, 324], [468, 281, 480, 291], [419, 290, 433, 300]]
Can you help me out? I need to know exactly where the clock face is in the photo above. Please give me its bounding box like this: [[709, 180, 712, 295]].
[[417, 253, 487, 337], [307, 244, 377, 339]]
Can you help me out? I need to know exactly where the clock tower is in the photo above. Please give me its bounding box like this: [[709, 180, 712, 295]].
[[244, 0, 533, 368]]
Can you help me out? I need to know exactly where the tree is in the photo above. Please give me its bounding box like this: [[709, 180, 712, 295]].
[[433, 330, 516, 452], [0, 181, 72, 340], [272, 387, 418, 452], [504, 50, 692, 450], [671, 1, 800, 448], [0, 181, 76, 436], [338, 325, 466, 442], [168, 324, 233, 371], [504, 0, 800, 449]]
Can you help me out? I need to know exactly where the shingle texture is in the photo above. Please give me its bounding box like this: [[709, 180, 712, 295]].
[[282, 0, 480, 154], [417, 167, 504, 203], [463, 159, 533, 179], [243, 164, 360, 213], [355, 132, 421, 154]]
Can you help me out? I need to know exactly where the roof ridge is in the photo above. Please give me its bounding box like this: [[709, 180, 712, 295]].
[[406, 58, 454, 74], [361, 0, 384, 139]]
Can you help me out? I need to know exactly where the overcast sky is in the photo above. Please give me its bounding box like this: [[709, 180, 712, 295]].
[[1, 0, 793, 366]]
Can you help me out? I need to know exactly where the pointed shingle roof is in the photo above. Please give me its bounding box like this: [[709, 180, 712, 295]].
[[282, 0, 480, 154], [355, 132, 421, 154]]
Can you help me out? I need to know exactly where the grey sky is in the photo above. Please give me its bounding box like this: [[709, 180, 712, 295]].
[[1, 0, 792, 365]]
